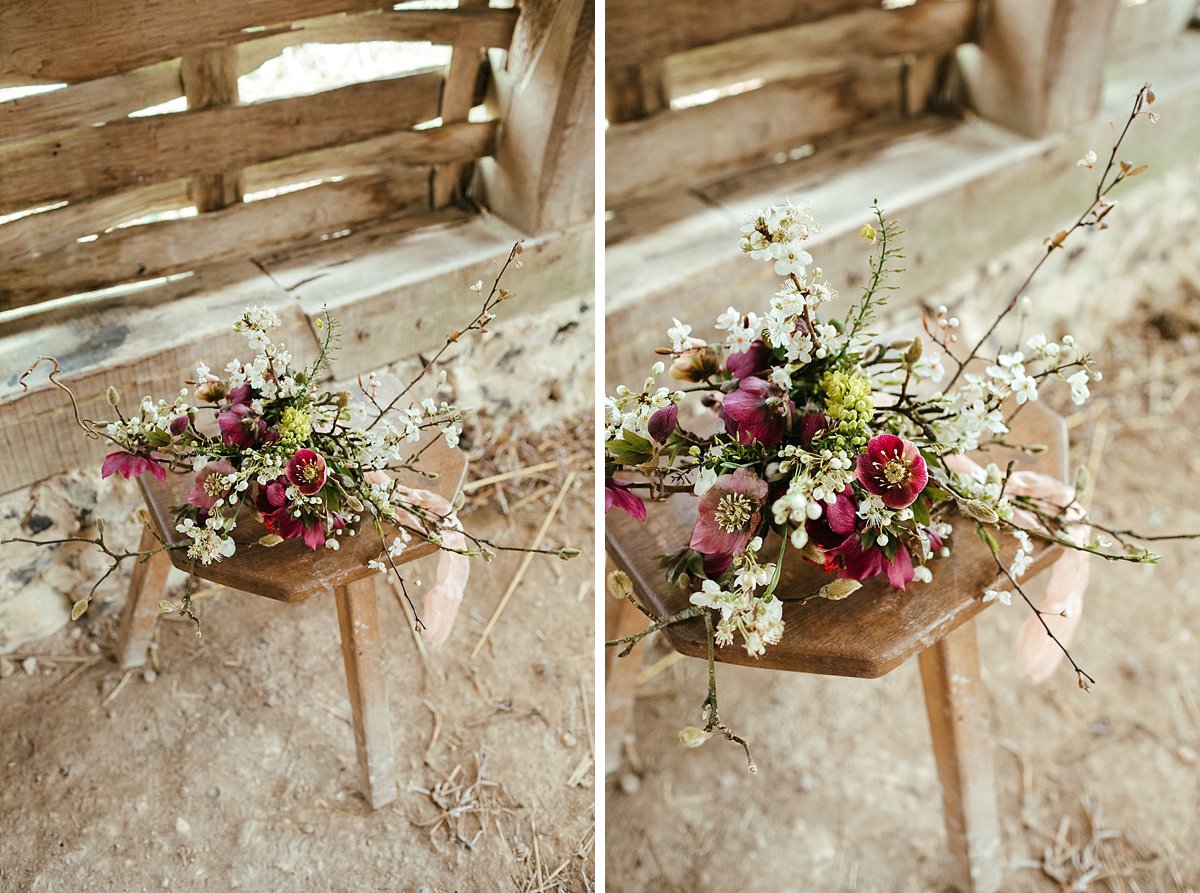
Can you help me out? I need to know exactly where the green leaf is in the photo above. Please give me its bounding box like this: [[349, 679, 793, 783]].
[[607, 430, 654, 464], [975, 524, 1000, 555], [911, 496, 931, 528]]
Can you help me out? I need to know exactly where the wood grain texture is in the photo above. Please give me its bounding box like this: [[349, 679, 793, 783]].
[[605, 41, 1200, 388], [0, 172, 429, 309], [476, 0, 595, 232], [605, 61, 903, 207], [0, 123, 496, 268], [606, 0, 878, 68], [257, 212, 595, 382], [238, 6, 519, 75], [116, 526, 173, 669], [661, 0, 973, 103], [136, 436, 466, 602], [0, 61, 181, 144], [0, 0, 397, 84], [181, 47, 243, 213], [431, 0, 489, 208], [605, 403, 1068, 679], [334, 575, 399, 809], [605, 62, 667, 124], [919, 621, 1004, 893], [958, 0, 1119, 138], [0, 68, 443, 215]]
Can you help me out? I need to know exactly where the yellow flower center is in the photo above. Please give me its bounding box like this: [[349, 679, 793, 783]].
[[714, 493, 753, 532], [883, 457, 909, 486]]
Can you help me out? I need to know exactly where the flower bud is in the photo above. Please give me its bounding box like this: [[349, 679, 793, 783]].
[[258, 534, 284, 547], [679, 726, 712, 748], [647, 404, 678, 443], [106, 386, 120, 407], [558, 547, 581, 560], [170, 415, 189, 436], [817, 579, 862, 601], [607, 570, 634, 601], [962, 500, 999, 524]]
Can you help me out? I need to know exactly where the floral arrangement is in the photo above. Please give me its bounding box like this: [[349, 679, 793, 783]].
[[9, 243, 575, 644], [604, 85, 1192, 767]]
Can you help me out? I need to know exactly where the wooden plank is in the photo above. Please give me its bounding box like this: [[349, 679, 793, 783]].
[[605, 62, 667, 124], [605, 61, 904, 207], [1110, 0, 1199, 61], [258, 211, 595, 380], [605, 38, 1200, 388], [662, 0, 973, 103], [958, 0, 1119, 138], [238, 6, 519, 75], [918, 622, 1004, 893], [0, 263, 317, 495], [335, 576, 398, 809], [0, 68, 443, 215], [116, 527, 172, 670], [181, 48, 243, 213], [432, 0, 489, 208], [606, 0, 878, 68], [0, 123, 496, 267], [476, 0, 595, 232], [0, 61, 181, 144], [604, 556, 651, 774], [0, 0, 403, 84], [0, 171, 429, 309]]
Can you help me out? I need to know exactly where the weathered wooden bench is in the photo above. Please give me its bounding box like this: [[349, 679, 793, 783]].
[[117, 439, 466, 810], [606, 402, 1068, 893]]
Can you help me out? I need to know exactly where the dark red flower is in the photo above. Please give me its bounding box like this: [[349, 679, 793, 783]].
[[725, 340, 772, 380], [689, 467, 768, 556], [286, 449, 328, 496], [605, 478, 646, 522], [101, 451, 167, 482], [722, 376, 794, 446], [647, 404, 678, 443], [855, 434, 928, 509], [218, 404, 266, 448]]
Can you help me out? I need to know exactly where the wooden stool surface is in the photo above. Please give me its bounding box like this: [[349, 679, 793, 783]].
[[607, 402, 1068, 678], [138, 439, 467, 602]]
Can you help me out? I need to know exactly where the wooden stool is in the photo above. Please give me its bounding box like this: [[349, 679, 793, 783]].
[[116, 442, 467, 810], [606, 402, 1068, 893]]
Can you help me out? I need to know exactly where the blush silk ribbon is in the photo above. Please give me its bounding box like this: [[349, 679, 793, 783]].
[[366, 471, 469, 647], [944, 454, 1092, 683]]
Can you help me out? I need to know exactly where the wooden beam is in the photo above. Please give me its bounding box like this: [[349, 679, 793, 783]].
[[0, 123, 497, 267], [606, 0, 878, 68], [0, 172, 429, 309], [181, 48, 244, 213], [476, 0, 595, 233], [605, 61, 904, 207], [1109, 0, 1199, 62], [958, 0, 1119, 138], [0, 0, 399, 84], [662, 0, 973, 104], [0, 61, 181, 144], [605, 62, 667, 124], [431, 0, 489, 208], [0, 69, 443, 215]]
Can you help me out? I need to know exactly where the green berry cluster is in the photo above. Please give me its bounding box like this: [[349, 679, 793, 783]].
[[278, 405, 314, 447], [819, 370, 874, 454]]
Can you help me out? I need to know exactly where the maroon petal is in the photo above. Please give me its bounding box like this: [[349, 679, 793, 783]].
[[725, 340, 771, 379], [604, 479, 646, 522], [884, 543, 915, 590], [301, 521, 326, 550], [824, 486, 858, 536]]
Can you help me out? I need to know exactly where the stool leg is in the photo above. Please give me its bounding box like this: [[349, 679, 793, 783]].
[[116, 527, 171, 669], [334, 576, 398, 809], [918, 619, 1003, 893], [604, 576, 650, 774]]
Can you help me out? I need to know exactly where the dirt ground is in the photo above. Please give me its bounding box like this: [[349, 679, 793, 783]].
[[0, 422, 595, 893], [605, 288, 1200, 892]]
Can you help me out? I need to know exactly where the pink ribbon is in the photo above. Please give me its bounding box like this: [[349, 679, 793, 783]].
[[944, 455, 1091, 682], [365, 471, 469, 647]]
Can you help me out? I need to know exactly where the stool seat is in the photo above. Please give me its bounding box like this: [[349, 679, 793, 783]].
[[606, 401, 1068, 678], [137, 439, 467, 601]]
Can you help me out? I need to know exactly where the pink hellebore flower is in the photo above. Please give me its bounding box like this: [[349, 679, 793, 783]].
[[689, 467, 768, 556], [724, 340, 772, 380], [101, 451, 167, 482], [187, 459, 236, 511], [286, 449, 328, 496], [855, 434, 928, 510], [605, 478, 646, 523], [722, 376, 794, 446]]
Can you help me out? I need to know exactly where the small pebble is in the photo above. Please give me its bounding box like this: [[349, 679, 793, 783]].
[[619, 773, 640, 794], [21, 657, 37, 675], [208, 787, 220, 799], [265, 693, 280, 708], [1178, 745, 1197, 765], [561, 732, 578, 748], [142, 669, 158, 683], [175, 817, 191, 835], [86, 642, 101, 654], [0, 658, 15, 679]]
